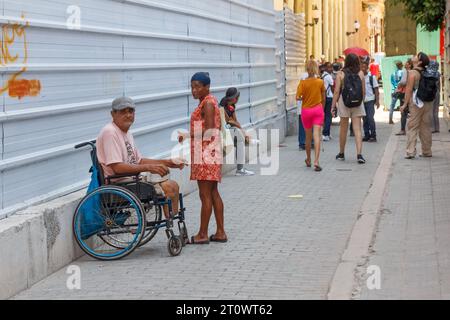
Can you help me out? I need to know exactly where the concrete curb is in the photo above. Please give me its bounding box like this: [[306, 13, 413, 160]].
[[327, 129, 399, 300]]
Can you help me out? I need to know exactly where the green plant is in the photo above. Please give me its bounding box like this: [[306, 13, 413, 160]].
[[388, 0, 445, 32]]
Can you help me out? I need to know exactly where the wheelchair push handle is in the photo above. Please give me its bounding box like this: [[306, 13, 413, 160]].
[[74, 140, 96, 150]]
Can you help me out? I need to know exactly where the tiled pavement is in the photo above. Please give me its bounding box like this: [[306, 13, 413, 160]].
[[360, 119, 450, 300], [14, 110, 449, 300]]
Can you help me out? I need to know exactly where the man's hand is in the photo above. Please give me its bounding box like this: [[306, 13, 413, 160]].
[[376, 101, 381, 109], [146, 164, 170, 177], [171, 157, 188, 170], [400, 105, 406, 113]]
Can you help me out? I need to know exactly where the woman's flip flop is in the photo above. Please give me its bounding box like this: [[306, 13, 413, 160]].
[[305, 159, 312, 168], [209, 235, 228, 243], [190, 236, 210, 245]]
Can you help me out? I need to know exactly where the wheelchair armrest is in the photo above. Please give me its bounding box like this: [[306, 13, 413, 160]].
[[105, 174, 141, 184]]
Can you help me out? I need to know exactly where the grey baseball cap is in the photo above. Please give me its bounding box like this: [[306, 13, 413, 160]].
[[112, 96, 136, 111]]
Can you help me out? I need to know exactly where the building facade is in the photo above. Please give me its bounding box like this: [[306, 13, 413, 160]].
[[275, 0, 385, 61]]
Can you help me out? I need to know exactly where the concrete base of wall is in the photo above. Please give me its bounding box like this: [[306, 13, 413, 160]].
[[285, 109, 298, 137], [0, 115, 286, 299]]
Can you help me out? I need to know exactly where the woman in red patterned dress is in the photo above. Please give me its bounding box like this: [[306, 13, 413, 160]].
[[179, 72, 227, 244]]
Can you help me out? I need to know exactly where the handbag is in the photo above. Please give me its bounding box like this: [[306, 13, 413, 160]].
[[219, 107, 234, 156]]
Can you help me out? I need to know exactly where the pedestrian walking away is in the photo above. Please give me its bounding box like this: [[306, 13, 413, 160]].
[[321, 62, 335, 142], [331, 53, 367, 164], [361, 61, 380, 142], [296, 59, 325, 172]]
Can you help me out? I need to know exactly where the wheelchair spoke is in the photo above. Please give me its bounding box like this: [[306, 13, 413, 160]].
[[73, 186, 145, 260]]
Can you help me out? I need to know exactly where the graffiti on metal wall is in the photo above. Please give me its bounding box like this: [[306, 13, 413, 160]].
[[1, 14, 41, 99]]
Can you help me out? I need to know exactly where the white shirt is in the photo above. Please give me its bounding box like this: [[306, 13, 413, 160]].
[[322, 72, 334, 98], [364, 73, 379, 102], [297, 72, 309, 115]]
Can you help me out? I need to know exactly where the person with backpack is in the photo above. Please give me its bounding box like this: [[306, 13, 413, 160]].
[[400, 52, 435, 159], [361, 61, 380, 142], [331, 53, 366, 164], [321, 62, 335, 141], [429, 61, 441, 134]]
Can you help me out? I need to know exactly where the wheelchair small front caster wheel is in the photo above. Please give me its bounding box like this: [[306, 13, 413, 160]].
[[168, 236, 182, 256]]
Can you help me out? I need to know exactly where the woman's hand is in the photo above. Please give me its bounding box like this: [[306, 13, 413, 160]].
[[171, 157, 188, 170], [331, 105, 337, 117], [178, 131, 189, 144]]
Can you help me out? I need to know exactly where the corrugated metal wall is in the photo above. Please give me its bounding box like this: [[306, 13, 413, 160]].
[[275, 5, 306, 136], [0, 0, 278, 219], [284, 8, 305, 112]]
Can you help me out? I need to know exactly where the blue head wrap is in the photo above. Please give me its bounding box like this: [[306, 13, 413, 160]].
[[191, 72, 211, 86]]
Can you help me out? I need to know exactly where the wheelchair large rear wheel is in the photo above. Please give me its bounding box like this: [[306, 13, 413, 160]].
[[73, 185, 146, 261]]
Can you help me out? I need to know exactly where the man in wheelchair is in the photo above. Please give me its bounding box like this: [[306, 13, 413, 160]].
[[96, 96, 186, 218]]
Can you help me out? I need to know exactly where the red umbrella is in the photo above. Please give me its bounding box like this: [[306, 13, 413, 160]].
[[344, 47, 370, 57]]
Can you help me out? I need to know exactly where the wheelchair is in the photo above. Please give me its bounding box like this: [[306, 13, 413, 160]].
[[72, 141, 189, 261]]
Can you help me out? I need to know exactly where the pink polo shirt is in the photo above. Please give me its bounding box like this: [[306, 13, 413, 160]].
[[96, 122, 142, 179]]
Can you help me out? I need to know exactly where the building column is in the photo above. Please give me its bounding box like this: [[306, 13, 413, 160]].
[[334, 0, 339, 60], [314, 0, 322, 57], [338, 0, 343, 56], [343, 0, 349, 51], [306, 0, 313, 58], [323, 0, 329, 61]]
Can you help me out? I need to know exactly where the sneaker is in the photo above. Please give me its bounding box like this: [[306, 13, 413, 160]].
[[357, 154, 366, 164], [362, 136, 370, 142], [336, 153, 345, 161], [369, 137, 377, 142], [235, 169, 255, 176], [395, 131, 406, 136], [299, 145, 306, 151], [322, 135, 330, 141]]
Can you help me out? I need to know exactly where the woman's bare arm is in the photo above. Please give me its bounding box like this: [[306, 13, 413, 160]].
[[331, 72, 342, 113], [401, 70, 416, 112]]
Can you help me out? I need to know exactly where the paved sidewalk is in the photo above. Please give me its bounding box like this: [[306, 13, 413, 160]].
[[360, 119, 450, 300], [13, 115, 393, 300]]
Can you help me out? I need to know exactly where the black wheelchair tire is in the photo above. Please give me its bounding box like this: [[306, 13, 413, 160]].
[[73, 185, 146, 261], [168, 236, 182, 257]]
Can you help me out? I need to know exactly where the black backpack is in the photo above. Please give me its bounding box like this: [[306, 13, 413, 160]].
[[341, 70, 363, 108], [415, 68, 439, 102]]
